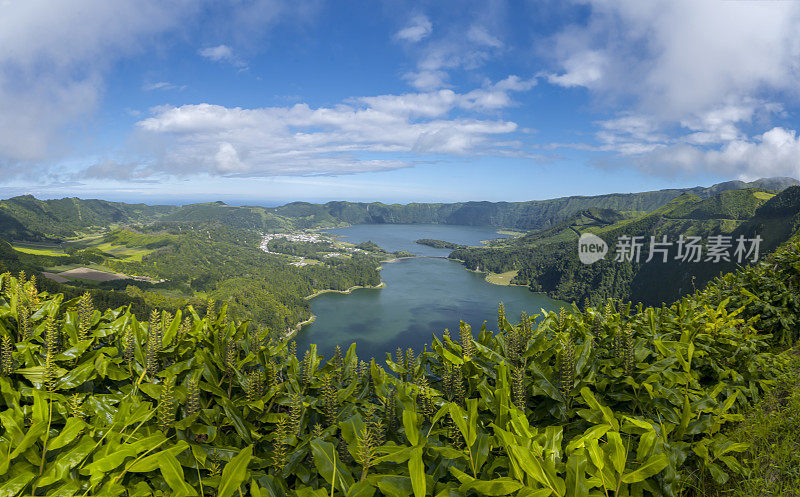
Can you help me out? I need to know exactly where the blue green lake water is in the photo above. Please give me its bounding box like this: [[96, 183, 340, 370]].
[[295, 224, 566, 359]]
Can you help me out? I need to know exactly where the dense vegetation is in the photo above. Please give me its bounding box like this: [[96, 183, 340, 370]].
[[101, 226, 384, 335], [0, 238, 157, 318], [1, 224, 798, 495], [452, 187, 800, 308], [0, 222, 386, 337], [0, 195, 174, 240], [270, 177, 796, 231]]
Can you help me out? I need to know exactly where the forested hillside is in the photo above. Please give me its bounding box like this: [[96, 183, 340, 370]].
[[159, 202, 297, 232], [0, 223, 798, 496], [452, 187, 800, 307], [0, 195, 175, 239], [2, 178, 796, 242], [273, 177, 798, 230], [0, 222, 387, 336], [104, 226, 384, 333]]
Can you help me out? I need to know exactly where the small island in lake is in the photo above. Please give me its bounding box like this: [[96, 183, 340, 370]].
[[415, 238, 466, 249]]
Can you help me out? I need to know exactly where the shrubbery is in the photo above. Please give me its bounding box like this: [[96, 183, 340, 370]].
[[0, 230, 798, 495]]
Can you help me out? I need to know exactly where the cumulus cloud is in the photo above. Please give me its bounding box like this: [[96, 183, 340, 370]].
[[396, 15, 432, 43], [546, 50, 605, 88], [584, 102, 800, 178], [634, 127, 800, 180], [125, 77, 533, 179], [543, 0, 800, 178], [546, 1, 800, 115]]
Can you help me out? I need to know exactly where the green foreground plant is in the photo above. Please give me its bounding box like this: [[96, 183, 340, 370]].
[[0, 232, 798, 496]]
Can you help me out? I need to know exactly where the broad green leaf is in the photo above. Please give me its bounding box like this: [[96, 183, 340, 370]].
[[48, 417, 86, 451], [374, 475, 413, 497], [38, 436, 96, 487], [565, 451, 590, 497], [127, 441, 189, 473], [566, 424, 611, 453], [346, 480, 376, 497], [466, 398, 478, 447], [82, 434, 165, 475], [449, 403, 470, 450], [586, 439, 604, 471], [310, 439, 354, 493], [8, 422, 46, 462], [606, 432, 626, 475], [159, 451, 199, 496], [516, 489, 553, 497], [403, 409, 420, 446], [450, 467, 523, 496], [409, 446, 426, 497], [0, 469, 35, 497], [218, 445, 253, 497], [621, 454, 670, 484], [579, 388, 619, 431]]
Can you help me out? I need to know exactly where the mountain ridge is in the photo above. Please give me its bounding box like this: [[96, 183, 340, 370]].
[[1, 177, 797, 240]]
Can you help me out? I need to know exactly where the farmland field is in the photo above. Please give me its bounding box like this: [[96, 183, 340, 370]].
[[10, 242, 68, 257], [64, 235, 154, 262]]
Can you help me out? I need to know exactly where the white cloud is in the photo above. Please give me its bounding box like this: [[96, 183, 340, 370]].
[[543, 1, 800, 179], [635, 127, 800, 180], [404, 70, 450, 92], [467, 25, 503, 49], [398, 7, 505, 91], [546, 1, 800, 116], [128, 78, 532, 178], [198, 44, 246, 67], [0, 0, 198, 165], [546, 50, 605, 88], [143, 81, 185, 91], [403, 37, 505, 91], [396, 15, 432, 43], [358, 76, 534, 117], [0, 0, 311, 171], [198, 44, 232, 62]]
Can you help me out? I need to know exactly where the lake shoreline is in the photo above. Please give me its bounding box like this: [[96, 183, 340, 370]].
[[292, 224, 563, 354], [286, 281, 387, 341], [304, 281, 386, 300], [453, 260, 547, 293], [284, 314, 316, 341]]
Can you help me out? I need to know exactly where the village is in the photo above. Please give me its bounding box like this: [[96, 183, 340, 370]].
[[259, 231, 369, 266]]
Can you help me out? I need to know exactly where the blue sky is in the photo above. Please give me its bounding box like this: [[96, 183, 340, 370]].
[[1, 0, 800, 205]]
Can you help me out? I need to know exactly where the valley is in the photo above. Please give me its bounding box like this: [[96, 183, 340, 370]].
[[2, 179, 799, 350], [1, 177, 799, 496]]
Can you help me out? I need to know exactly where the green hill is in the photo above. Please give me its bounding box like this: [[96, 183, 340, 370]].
[[0, 195, 175, 239], [668, 188, 771, 220], [1, 177, 797, 241], [451, 186, 800, 307], [160, 202, 295, 232], [268, 177, 798, 230]]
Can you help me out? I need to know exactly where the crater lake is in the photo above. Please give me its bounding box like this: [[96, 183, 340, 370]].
[[295, 224, 567, 358]]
